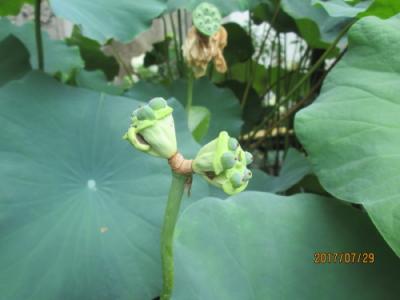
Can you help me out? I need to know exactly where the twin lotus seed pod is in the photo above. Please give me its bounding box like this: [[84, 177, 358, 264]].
[[124, 99, 253, 195], [124, 97, 177, 159], [192, 2, 222, 37], [193, 131, 253, 195]]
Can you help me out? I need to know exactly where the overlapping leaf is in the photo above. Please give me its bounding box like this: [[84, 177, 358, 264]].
[[0, 35, 30, 86], [295, 15, 400, 255], [0, 72, 208, 300], [173, 192, 400, 299], [49, 0, 167, 43], [0, 19, 83, 76], [0, 0, 32, 16]]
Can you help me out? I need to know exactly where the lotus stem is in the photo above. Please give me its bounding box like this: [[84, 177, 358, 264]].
[[186, 72, 193, 112], [34, 0, 44, 71], [160, 171, 187, 300]]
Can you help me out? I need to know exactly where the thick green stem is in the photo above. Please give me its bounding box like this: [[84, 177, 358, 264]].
[[186, 72, 194, 112], [34, 0, 44, 71], [160, 172, 187, 300]]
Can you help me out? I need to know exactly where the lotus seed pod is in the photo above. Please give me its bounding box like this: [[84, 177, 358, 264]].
[[245, 151, 253, 165], [193, 131, 252, 195], [230, 172, 243, 188], [124, 97, 177, 159], [192, 2, 222, 37], [149, 97, 167, 110], [221, 152, 236, 169]]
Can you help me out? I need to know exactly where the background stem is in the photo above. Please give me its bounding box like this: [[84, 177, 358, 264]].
[[160, 172, 187, 300], [34, 0, 44, 71], [186, 72, 194, 112]]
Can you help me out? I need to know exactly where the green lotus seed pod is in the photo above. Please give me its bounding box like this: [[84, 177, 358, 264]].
[[124, 97, 176, 159], [245, 151, 253, 165], [243, 169, 252, 181], [230, 172, 243, 188], [192, 2, 222, 37], [149, 97, 167, 110], [221, 152, 236, 169], [228, 137, 238, 150]]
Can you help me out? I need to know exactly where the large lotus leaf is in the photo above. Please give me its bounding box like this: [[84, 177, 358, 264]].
[[0, 19, 83, 76], [313, 0, 373, 18], [223, 23, 254, 66], [167, 0, 263, 16], [126, 79, 242, 142], [173, 192, 400, 299], [0, 0, 32, 16], [0, 35, 30, 86], [67, 27, 119, 81], [0, 71, 208, 300], [49, 0, 166, 44], [76, 70, 124, 96], [295, 16, 400, 256], [251, 1, 298, 33], [281, 0, 350, 48], [360, 0, 400, 19], [314, 0, 400, 19], [248, 148, 312, 193]]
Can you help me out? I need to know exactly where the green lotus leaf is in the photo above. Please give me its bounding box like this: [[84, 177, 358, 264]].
[[0, 0, 33, 16], [76, 70, 124, 95], [126, 78, 242, 143], [223, 23, 254, 66], [281, 0, 351, 48], [358, 0, 400, 19], [0, 71, 209, 300], [188, 105, 211, 142], [251, 1, 298, 33], [247, 148, 312, 194], [49, 0, 167, 43], [0, 19, 83, 77], [66, 27, 119, 80], [173, 192, 400, 299], [295, 16, 400, 256], [0, 35, 30, 87], [312, 0, 373, 18], [167, 0, 265, 16]]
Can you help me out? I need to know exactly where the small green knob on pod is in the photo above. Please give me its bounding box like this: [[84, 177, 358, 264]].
[[245, 151, 253, 165], [149, 97, 167, 110], [221, 152, 236, 169], [228, 137, 238, 151], [243, 169, 252, 181], [230, 172, 243, 188]]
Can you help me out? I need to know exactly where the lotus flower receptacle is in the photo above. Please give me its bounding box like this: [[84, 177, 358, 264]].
[[193, 131, 253, 195], [123, 97, 177, 159], [192, 2, 222, 37]]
